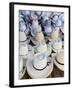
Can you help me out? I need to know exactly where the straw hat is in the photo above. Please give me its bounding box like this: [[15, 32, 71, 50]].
[[19, 56, 27, 79], [35, 31, 44, 41], [19, 42, 28, 56], [52, 49, 64, 71], [27, 55, 53, 79], [33, 53, 47, 70], [52, 38, 62, 52], [51, 27, 59, 40]]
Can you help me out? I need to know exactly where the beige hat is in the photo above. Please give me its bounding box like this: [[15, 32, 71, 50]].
[[35, 31, 44, 41], [51, 30, 59, 40], [56, 49, 64, 64], [33, 53, 47, 70], [19, 42, 28, 56], [52, 49, 64, 71], [19, 56, 26, 79], [27, 56, 53, 79], [36, 43, 47, 53], [52, 38, 62, 52]]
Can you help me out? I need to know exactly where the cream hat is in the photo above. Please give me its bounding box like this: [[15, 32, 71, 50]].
[[27, 56, 53, 79], [56, 49, 64, 64], [51, 27, 59, 40], [35, 31, 44, 41], [33, 53, 47, 70], [52, 49, 64, 71], [19, 56, 26, 79], [52, 38, 62, 52], [19, 42, 28, 56], [34, 41, 47, 54]]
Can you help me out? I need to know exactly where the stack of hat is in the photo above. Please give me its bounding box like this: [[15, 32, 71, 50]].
[[52, 49, 64, 71], [31, 20, 45, 44], [31, 20, 48, 54], [19, 56, 27, 79], [27, 53, 53, 78], [19, 31, 28, 57], [51, 27, 59, 40], [35, 31, 44, 42], [19, 31, 28, 79], [52, 38, 62, 52], [19, 10, 64, 78]]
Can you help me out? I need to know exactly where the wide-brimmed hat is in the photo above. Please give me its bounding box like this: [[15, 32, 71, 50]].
[[19, 56, 27, 79], [26, 56, 53, 79], [52, 49, 64, 71]]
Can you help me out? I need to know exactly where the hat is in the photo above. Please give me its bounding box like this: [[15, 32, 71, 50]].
[[19, 42, 28, 56], [56, 49, 64, 64], [35, 31, 44, 42], [26, 56, 53, 79], [52, 49, 64, 71], [35, 42, 47, 54], [52, 38, 62, 52], [51, 29, 59, 40], [19, 56, 27, 79], [33, 53, 47, 70]]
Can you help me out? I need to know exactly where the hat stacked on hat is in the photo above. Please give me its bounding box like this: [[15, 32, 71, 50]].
[[52, 49, 64, 71], [30, 19, 48, 54], [52, 38, 62, 52], [27, 53, 53, 78], [19, 10, 64, 79], [19, 16, 29, 79], [33, 53, 47, 70]]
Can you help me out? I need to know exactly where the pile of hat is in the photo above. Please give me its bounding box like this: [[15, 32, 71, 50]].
[[19, 10, 64, 79]]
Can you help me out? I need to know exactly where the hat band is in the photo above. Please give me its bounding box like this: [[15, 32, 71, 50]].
[[32, 61, 51, 71], [33, 63, 47, 71], [55, 57, 64, 65]]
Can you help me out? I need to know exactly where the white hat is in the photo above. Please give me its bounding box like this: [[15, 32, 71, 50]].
[[33, 53, 47, 70], [52, 50, 64, 71], [19, 42, 28, 56], [56, 49, 64, 64], [52, 38, 62, 52], [35, 42, 47, 54], [19, 56, 26, 79], [26, 56, 53, 79]]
